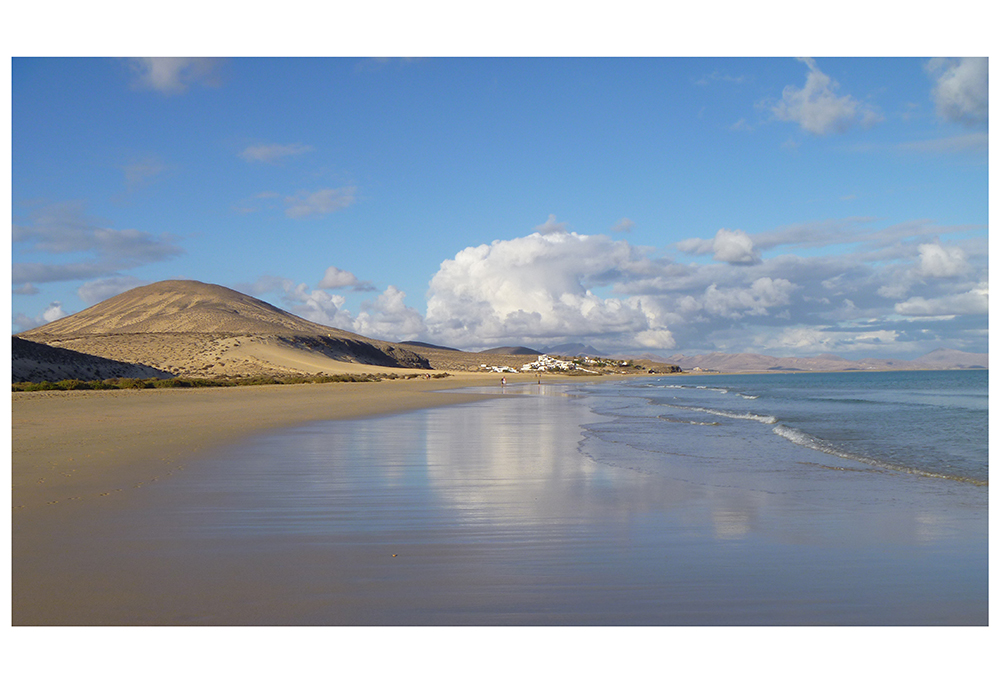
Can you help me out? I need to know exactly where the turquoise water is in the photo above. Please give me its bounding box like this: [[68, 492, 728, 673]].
[[577, 370, 987, 485]]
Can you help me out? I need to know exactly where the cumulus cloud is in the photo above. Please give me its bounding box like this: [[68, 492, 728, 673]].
[[242, 274, 424, 337], [318, 266, 376, 291], [13, 283, 39, 295], [926, 57, 988, 126], [286, 288, 355, 329], [416, 216, 987, 357], [633, 329, 677, 349], [14, 302, 69, 332], [239, 143, 314, 163], [128, 57, 224, 94], [772, 57, 882, 135], [676, 228, 760, 264], [712, 228, 760, 264], [243, 275, 356, 329], [424, 231, 664, 350], [354, 286, 427, 340], [284, 187, 357, 218], [702, 277, 797, 318], [916, 242, 968, 278]]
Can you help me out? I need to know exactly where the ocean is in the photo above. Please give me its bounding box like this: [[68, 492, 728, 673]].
[[18, 370, 987, 625], [576, 369, 988, 486]]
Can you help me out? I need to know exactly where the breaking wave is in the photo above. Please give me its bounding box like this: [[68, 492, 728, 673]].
[[772, 424, 988, 486]]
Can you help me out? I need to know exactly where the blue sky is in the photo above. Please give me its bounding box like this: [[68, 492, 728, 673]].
[[10, 53, 989, 359]]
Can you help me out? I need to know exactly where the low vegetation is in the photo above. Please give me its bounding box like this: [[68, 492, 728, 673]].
[[11, 372, 451, 392]]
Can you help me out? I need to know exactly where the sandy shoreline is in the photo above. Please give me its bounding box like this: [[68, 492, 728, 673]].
[[11, 372, 620, 515], [11, 370, 988, 629]]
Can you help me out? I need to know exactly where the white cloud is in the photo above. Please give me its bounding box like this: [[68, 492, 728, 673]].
[[354, 286, 427, 340], [318, 266, 375, 291], [245, 276, 357, 329], [13, 302, 69, 332], [13, 283, 39, 295], [128, 58, 224, 94], [239, 143, 314, 163], [425, 231, 657, 349], [895, 284, 988, 317], [676, 228, 760, 264], [633, 329, 676, 350], [288, 288, 355, 329], [916, 243, 968, 278], [926, 57, 988, 126], [284, 187, 357, 218], [712, 228, 760, 264], [78, 276, 147, 305], [232, 218, 986, 358], [702, 277, 797, 319], [772, 57, 882, 135], [748, 326, 902, 356]]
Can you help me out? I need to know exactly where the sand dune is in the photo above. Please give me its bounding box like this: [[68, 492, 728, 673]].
[[12, 337, 172, 383]]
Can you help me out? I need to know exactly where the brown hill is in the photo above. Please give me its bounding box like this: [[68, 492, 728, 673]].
[[17, 280, 429, 378]]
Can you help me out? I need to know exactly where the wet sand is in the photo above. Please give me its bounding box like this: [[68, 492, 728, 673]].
[[8, 372, 993, 678], [12, 377, 987, 628], [11, 373, 512, 514], [11, 373, 623, 623]]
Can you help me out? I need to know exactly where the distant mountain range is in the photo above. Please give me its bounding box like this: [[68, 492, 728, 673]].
[[646, 348, 987, 373], [542, 343, 605, 357]]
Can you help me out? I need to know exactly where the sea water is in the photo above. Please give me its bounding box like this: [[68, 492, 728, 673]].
[[575, 369, 988, 486]]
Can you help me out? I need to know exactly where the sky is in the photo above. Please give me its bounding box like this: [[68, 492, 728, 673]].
[[9, 51, 990, 359]]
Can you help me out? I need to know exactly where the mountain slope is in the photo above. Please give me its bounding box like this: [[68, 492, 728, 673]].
[[12, 337, 173, 383], [17, 280, 429, 377]]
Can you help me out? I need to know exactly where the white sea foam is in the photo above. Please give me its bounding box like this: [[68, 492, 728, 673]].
[[685, 406, 777, 424], [771, 424, 987, 486]]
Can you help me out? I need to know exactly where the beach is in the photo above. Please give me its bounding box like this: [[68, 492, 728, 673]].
[[11, 373, 508, 514], [10, 372, 614, 623], [11, 370, 987, 628]]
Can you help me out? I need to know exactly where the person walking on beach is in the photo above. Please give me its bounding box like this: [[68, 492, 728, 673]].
[[501, 376, 506, 388]]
